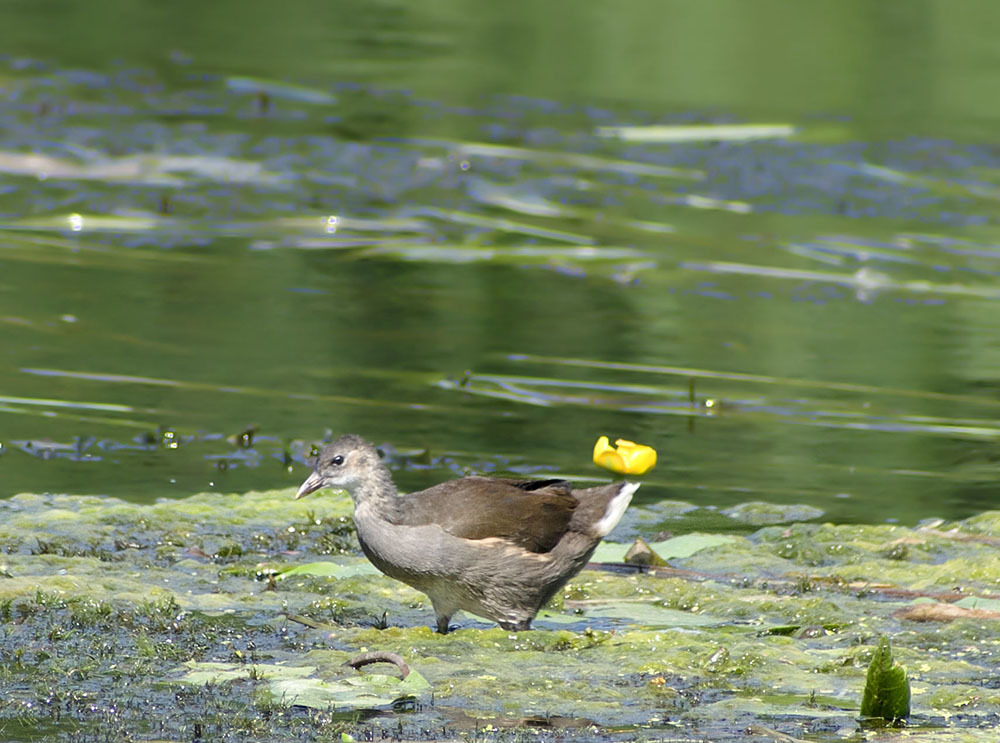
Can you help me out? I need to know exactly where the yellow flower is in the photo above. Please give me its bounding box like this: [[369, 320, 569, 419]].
[[592, 436, 657, 475]]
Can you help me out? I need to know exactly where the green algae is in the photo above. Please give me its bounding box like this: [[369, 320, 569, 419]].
[[3, 490, 1000, 741]]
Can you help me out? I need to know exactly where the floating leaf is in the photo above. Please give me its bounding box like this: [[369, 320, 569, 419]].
[[590, 533, 738, 563], [173, 660, 429, 710], [175, 660, 315, 686], [595, 123, 798, 143], [270, 668, 430, 709], [571, 601, 720, 628], [954, 596, 1000, 612], [418, 138, 704, 179], [277, 561, 380, 580], [224, 76, 336, 104], [722, 501, 824, 525]]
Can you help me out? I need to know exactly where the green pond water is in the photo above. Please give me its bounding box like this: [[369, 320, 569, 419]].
[[3, 2, 1000, 740], [3, 0, 1000, 525]]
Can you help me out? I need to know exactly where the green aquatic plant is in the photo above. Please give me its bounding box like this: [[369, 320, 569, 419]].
[[860, 635, 910, 723]]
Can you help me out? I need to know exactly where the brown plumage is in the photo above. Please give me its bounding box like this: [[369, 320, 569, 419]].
[[296, 434, 637, 633]]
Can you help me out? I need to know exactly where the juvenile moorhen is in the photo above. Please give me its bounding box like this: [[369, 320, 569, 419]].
[[296, 434, 638, 633]]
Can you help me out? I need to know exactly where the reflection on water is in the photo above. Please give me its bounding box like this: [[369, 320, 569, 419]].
[[2, 0, 1000, 526]]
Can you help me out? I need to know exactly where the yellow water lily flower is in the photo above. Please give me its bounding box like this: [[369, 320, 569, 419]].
[[593, 436, 657, 475]]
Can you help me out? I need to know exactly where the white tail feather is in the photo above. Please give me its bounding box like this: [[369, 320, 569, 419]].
[[592, 482, 639, 537]]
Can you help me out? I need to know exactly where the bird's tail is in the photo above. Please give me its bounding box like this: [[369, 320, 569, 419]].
[[590, 481, 639, 537]]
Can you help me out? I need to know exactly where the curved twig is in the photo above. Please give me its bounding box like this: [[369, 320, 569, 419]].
[[344, 651, 410, 679]]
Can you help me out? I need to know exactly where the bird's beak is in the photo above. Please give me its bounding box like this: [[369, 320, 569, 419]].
[[295, 470, 325, 499]]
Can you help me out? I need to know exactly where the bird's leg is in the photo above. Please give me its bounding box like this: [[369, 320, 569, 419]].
[[433, 608, 454, 634]]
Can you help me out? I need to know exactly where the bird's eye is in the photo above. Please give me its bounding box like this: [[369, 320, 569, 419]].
[[330, 455, 344, 466]]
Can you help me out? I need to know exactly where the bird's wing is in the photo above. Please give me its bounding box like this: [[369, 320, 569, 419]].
[[393, 477, 578, 552]]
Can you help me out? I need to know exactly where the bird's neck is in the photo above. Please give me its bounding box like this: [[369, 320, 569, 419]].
[[351, 463, 400, 515]]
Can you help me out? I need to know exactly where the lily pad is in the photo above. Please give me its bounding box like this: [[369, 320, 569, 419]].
[[270, 670, 430, 709], [954, 596, 1000, 612], [590, 533, 739, 563], [532, 609, 592, 626], [277, 560, 380, 580], [174, 660, 430, 710], [577, 601, 721, 628], [175, 660, 315, 686], [722, 501, 824, 525]]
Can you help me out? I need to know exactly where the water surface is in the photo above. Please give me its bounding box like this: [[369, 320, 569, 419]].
[[2, 0, 1000, 527]]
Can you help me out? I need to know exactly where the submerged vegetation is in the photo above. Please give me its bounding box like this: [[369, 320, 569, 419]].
[[2, 488, 1000, 741]]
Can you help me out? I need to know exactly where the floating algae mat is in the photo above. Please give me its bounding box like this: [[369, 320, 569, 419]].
[[2, 489, 1000, 742]]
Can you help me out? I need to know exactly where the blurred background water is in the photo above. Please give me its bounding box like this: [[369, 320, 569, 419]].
[[2, 0, 1000, 526]]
